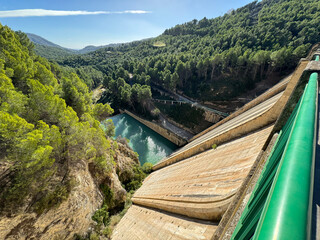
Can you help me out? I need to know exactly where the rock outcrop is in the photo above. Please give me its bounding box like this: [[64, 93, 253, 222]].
[[0, 142, 139, 240]]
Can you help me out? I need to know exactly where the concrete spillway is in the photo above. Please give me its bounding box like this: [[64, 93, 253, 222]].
[[112, 57, 311, 240], [132, 126, 273, 221], [112, 205, 218, 240]]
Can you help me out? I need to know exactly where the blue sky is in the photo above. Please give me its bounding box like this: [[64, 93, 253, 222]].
[[0, 0, 254, 49]]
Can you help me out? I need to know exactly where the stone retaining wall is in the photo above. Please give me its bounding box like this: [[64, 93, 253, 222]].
[[123, 110, 187, 146]]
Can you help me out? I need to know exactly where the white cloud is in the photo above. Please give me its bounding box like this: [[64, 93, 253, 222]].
[[0, 9, 151, 18]]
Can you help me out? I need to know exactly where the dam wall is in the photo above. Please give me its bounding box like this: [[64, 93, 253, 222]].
[[123, 110, 187, 146], [211, 59, 312, 240], [112, 49, 316, 240], [204, 110, 221, 123], [132, 126, 273, 221]]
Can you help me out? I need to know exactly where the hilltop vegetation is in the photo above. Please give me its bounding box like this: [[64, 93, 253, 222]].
[[58, 0, 320, 103], [0, 23, 147, 220]]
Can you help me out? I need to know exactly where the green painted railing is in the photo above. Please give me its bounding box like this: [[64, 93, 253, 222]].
[[253, 72, 318, 240], [231, 96, 301, 240], [315, 55, 319, 61], [232, 72, 318, 240]]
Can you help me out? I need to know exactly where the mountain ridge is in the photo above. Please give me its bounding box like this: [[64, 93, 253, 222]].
[[26, 32, 125, 56]]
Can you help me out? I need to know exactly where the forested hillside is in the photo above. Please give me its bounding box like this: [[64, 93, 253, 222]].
[[0, 23, 146, 221], [58, 0, 320, 104]]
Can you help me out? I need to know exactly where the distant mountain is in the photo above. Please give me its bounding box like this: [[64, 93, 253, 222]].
[[26, 33, 124, 57], [78, 43, 124, 54], [26, 33, 64, 48]]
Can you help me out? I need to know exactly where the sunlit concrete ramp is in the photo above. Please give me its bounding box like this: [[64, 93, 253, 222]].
[[132, 125, 273, 221], [112, 205, 218, 240]]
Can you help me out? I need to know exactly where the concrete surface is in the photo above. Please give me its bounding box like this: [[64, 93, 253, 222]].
[[112, 205, 218, 240], [133, 126, 273, 221]]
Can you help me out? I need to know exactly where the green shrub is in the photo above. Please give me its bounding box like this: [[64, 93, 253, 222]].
[[103, 226, 112, 237], [89, 232, 100, 240], [92, 204, 109, 226], [142, 162, 153, 174]]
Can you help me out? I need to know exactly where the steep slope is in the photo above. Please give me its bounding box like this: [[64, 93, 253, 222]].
[[26, 33, 64, 48], [0, 23, 146, 239]]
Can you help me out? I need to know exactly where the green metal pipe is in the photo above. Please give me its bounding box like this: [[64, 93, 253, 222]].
[[316, 55, 319, 61], [253, 72, 318, 240], [231, 97, 301, 240]]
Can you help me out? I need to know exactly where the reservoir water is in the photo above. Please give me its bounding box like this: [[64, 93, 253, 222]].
[[109, 113, 178, 165]]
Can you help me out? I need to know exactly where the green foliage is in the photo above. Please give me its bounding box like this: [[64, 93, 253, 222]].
[[141, 162, 153, 174], [100, 184, 115, 208], [58, 0, 319, 102], [32, 43, 75, 61], [0, 23, 116, 215], [92, 204, 109, 226], [124, 166, 147, 192], [212, 144, 217, 149], [92, 103, 114, 121], [155, 102, 205, 129], [34, 181, 73, 214], [89, 233, 100, 240], [75, 66, 105, 90], [151, 108, 160, 118], [102, 226, 112, 238], [102, 119, 116, 137], [61, 73, 92, 117]]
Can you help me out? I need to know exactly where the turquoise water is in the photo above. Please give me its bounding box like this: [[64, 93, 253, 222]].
[[109, 113, 178, 165]]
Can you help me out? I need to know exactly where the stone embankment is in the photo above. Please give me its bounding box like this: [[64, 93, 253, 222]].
[[123, 110, 187, 146]]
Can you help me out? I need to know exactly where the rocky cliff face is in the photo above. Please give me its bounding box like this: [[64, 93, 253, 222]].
[[0, 142, 139, 240]]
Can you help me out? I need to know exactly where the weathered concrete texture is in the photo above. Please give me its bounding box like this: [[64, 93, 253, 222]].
[[112, 205, 218, 240], [213, 133, 278, 240], [133, 126, 273, 221], [305, 60, 320, 72], [154, 93, 281, 170], [204, 111, 221, 123], [124, 110, 187, 146]]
